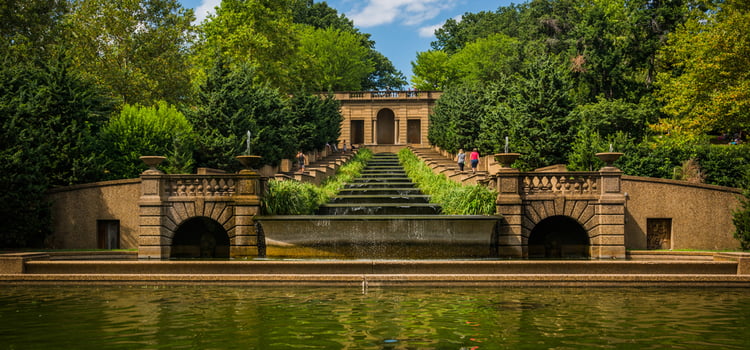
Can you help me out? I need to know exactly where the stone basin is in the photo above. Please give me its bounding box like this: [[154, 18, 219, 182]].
[[255, 215, 502, 259]]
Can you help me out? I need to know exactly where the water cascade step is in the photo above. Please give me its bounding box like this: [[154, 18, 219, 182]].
[[317, 153, 441, 215], [256, 152, 502, 259]]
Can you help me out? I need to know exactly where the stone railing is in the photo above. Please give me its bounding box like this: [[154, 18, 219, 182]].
[[520, 172, 599, 196], [332, 90, 443, 100], [163, 175, 237, 197]]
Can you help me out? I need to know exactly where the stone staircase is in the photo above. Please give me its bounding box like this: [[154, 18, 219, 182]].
[[408, 146, 491, 186], [317, 152, 441, 215], [256, 151, 501, 259]]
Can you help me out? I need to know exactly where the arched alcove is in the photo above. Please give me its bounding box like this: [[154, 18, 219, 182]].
[[528, 216, 590, 259], [376, 109, 395, 144], [171, 217, 230, 259]]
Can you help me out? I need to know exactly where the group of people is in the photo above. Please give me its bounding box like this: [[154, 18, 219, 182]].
[[455, 148, 481, 174]]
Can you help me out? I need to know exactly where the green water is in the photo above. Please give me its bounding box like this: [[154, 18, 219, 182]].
[[1, 286, 749, 349]]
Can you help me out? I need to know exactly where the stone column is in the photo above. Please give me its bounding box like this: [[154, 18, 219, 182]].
[[231, 171, 264, 258], [138, 174, 172, 259], [591, 166, 627, 258], [494, 169, 525, 258]]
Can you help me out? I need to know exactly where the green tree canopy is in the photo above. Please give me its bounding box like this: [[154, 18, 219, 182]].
[[655, 0, 750, 140], [64, 0, 195, 106], [0, 56, 113, 247], [101, 101, 195, 179]]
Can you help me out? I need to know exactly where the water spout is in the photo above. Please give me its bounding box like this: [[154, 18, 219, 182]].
[[504, 136, 509, 153], [609, 143, 613, 152], [246, 130, 252, 155]]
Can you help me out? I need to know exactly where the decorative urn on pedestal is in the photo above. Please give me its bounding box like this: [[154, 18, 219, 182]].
[[236, 155, 262, 175], [493, 153, 521, 168], [139, 156, 166, 174], [595, 152, 623, 168]]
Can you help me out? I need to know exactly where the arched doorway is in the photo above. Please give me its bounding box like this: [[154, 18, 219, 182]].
[[528, 216, 589, 259], [171, 217, 230, 258], [376, 109, 395, 144]]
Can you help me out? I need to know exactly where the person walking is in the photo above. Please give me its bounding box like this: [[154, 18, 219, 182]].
[[296, 151, 306, 172], [469, 148, 480, 174], [456, 149, 466, 172]]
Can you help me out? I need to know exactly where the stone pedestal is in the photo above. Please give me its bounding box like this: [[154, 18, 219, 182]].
[[494, 169, 525, 258]]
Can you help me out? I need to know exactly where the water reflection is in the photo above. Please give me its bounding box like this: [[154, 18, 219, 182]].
[[1, 286, 749, 349]]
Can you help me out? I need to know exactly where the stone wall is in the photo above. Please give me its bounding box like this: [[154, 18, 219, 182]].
[[47, 179, 141, 249], [622, 176, 743, 250]]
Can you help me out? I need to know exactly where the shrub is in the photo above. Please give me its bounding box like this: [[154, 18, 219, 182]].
[[734, 189, 750, 251], [262, 149, 373, 215], [398, 148, 496, 215]]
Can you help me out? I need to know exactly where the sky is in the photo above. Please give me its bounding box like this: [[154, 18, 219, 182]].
[[178, 0, 517, 84]]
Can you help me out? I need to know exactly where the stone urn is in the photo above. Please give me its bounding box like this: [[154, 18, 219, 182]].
[[236, 155, 262, 175], [595, 152, 623, 167], [139, 156, 166, 174], [493, 153, 521, 168]]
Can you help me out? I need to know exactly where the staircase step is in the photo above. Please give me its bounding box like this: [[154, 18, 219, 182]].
[[317, 203, 442, 215], [329, 195, 431, 204]]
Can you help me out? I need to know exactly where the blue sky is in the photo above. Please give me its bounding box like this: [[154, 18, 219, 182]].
[[178, 0, 517, 84]]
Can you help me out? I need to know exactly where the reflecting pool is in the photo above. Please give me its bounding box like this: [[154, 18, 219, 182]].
[[1, 286, 749, 349]]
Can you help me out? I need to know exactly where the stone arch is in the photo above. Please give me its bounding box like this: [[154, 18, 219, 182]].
[[159, 200, 238, 258], [376, 108, 395, 144], [171, 216, 230, 258], [527, 215, 590, 258]]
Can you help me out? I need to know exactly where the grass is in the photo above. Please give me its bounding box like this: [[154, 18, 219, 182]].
[[398, 148, 497, 215], [262, 149, 373, 215]]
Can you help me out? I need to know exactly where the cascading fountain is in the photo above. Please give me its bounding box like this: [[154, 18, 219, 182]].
[[256, 152, 502, 259]]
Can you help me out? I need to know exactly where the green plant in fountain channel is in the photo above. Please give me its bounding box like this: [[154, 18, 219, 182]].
[[398, 148, 496, 215], [262, 149, 373, 215]]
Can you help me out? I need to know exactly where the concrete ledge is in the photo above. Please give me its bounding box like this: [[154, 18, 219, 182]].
[[0, 253, 50, 273], [15, 259, 741, 275], [1, 273, 749, 287]]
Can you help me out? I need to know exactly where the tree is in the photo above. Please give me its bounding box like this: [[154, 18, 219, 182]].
[[294, 26, 374, 92], [411, 50, 455, 90], [287, 93, 342, 152], [188, 61, 295, 170], [0, 0, 67, 60], [655, 0, 750, 140], [448, 33, 523, 84], [0, 56, 113, 247], [64, 0, 195, 106], [195, 0, 298, 92], [100, 101, 195, 179], [290, 0, 406, 90]]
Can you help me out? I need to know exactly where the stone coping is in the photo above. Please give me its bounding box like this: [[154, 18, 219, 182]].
[[621, 175, 743, 194], [2, 274, 749, 287]]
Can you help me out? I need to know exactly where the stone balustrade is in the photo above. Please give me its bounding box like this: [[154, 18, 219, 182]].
[[163, 176, 237, 197], [520, 172, 599, 196]]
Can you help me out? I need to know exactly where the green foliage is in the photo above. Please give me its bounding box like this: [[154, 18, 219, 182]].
[[0, 56, 113, 247], [733, 189, 750, 251], [655, 0, 750, 139], [287, 93, 342, 152], [294, 25, 374, 92], [290, 0, 406, 90], [194, 0, 297, 92], [100, 101, 195, 179], [64, 0, 195, 106], [262, 149, 373, 215], [262, 179, 321, 216], [0, 0, 67, 60], [188, 62, 295, 170], [398, 149, 496, 215]]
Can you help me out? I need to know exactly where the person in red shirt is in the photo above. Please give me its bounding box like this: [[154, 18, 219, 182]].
[[469, 148, 480, 174]]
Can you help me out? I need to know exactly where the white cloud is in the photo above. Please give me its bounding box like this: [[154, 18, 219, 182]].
[[194, 0, 221, 24], [418, 15, 462, 38], [348, 0, 460, 28]]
